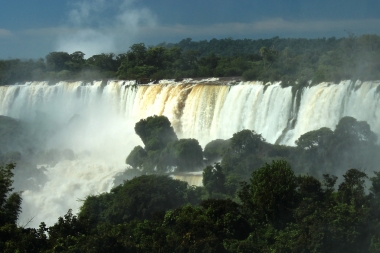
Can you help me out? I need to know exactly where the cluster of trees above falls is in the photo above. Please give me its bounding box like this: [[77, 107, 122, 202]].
[[124, 115, 379, 195], [3, 112, 380, 252], [2, 34, 380, 85]]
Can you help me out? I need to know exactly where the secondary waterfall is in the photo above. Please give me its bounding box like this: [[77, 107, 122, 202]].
[[0, 78, 379, 227]]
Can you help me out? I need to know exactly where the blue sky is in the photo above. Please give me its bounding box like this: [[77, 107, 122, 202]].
[[1, 0, 380, 59]]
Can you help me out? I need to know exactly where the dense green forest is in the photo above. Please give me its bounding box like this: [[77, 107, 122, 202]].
[[2, 114, 380, 252], [1, 34, 380, 85]]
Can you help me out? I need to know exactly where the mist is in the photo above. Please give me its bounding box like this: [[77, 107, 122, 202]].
[[0, 81, 142, 227]]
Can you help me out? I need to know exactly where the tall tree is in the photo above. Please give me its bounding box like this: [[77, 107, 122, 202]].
[[248, 160, 297, 228], [45, 52, 71, 72], [0, 163, 21, 226]]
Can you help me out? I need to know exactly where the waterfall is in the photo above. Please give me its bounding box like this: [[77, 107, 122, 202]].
[[171, 172, 203, 187], [1, 78, 379, 227]]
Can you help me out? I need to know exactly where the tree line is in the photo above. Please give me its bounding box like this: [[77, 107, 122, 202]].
[[1, 34, 380, 85], [2, 160, 380, 252]]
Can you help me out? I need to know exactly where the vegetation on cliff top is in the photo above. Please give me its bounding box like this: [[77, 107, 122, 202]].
[[2, 34, 380, 85]]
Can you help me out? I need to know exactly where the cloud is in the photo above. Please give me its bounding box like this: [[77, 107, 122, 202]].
[[56, 0, 156, 56], [52, 6, 380, 57], [0, 29, 12, 38], [68, 0, 105, 26], [142, 18, 380, 39], [250, 18, 380, 34]]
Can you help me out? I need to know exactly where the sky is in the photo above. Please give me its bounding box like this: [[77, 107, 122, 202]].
[[1, 0, 380, 59]]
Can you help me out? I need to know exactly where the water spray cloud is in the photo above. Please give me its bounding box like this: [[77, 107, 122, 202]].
[[56, 0, 156, 56]]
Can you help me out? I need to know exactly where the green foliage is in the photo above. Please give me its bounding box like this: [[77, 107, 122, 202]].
[[0, 116, 30, 154], [127, 116, 205, 173], [295, 127, 333, 150], [0, 163, 21, 226], [46, 52, 71, 72], [200, 199, 250, 240], [242, 67, 261, 81], [134, 115, 177, 151], [370, 171, 380, 197], [1, 113, 380, 252], [338, 168, 368, 207], [334, 116, 377, 144], [6, 162, 380, 252], [204, 139, 230, 164], [221, 129, 266, 176], [47, 209, 85, 251], [249, 160, 297, 227], [87, 53, 118, 72], [229, 129, 265, 155], [0, 223, 48, 253], [0, 164, 47, 253], [125, 145, 147, 169], [162, 205, 226, 252], [203, 163, 226, 197], [79, 175, 189, 224], [160, 138, 203, 171], [3, 35, 380, 85], [292, 117, 379, 176], [329, 116, 378, 172]]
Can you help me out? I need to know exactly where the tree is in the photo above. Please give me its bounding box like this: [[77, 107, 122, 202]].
[[134, 115, 178, 151], [295, 127, 333, 150], [370, 171, 380, 198], [338, 168, 368, 207], [200, 199, 250, 240], [295, 127, 334, 175], [129, 43, 147, 66], [160, 138, 203, 172], [0, 163, 21, 226], [259, 46, 278, 70], [221, 129, 266, 176], [248, 160, 297, 228], [125, 145, 147, 169], [179, 49, 199, 73], [146, 46, 166, 70], [45, 52, 71, 72], [204, 139, 230, 165], [47, 209, 85, 251], [86, 53, 118, 72], [229, 129, 265, 155], [203, 163, 226, 196], [334, 116, 377, 144], [66, 51, 85, 71], [0, 164, 44, 253], [330, 117, 378, 170], [79, 175, 189, 224], [162, 205, 225, 252]]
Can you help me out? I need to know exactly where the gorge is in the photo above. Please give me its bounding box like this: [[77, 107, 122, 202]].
[[0, 78, 379, 227]]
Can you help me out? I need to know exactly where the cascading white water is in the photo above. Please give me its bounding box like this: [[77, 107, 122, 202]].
[[171, 172, 203, 187], [0, 78, 380, 227], [281, 80, 380, 144], [0, 80, 142, 227]]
